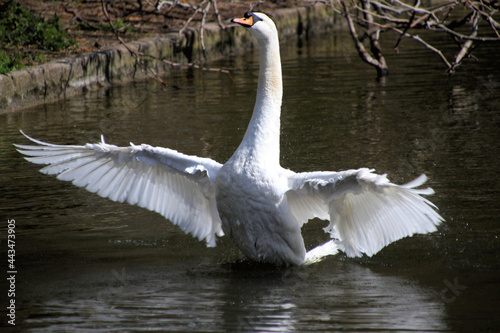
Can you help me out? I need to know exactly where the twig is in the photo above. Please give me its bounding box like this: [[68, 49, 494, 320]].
[[147, 54, 234, 81], [450, 11, 481, 73], [200, 0, 212, 59], [179, 0, 209, 36], [347, 5, 454, 70], [100, 0, 233, 86], [147, 67, 181, 89], [158, 0, 197, 11], [394, 0, 418, 51], [352, 1, 500, 41], [311, 0, 343, 15], [466, 0, 500, 38], [327, 0, 500, 75], [390, 27, 453, 70], [101, 0, 140, 61], [212, 0, 227, 30], [63, 5, 104, 29], [352, 12, 454, 69]]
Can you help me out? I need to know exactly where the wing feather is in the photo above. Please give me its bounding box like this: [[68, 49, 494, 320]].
[[15, 131, 224, 247], [287, 168, 444, 257]]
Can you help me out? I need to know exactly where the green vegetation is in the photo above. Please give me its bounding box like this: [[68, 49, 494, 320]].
[[0, 50, 24, 74], [0, 1, 76, 74]]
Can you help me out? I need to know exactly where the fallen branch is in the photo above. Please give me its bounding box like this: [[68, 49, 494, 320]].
[[328, 0, 500, 75], [143, 53, 234, 80], [200, 0, 212, 59], [341, 0, 389, 77], [147, 67, 181, 89], [450, 11, 481, 73]]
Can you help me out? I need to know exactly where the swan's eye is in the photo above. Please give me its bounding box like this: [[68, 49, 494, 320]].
[[252, 13, 263, 23], [244, 12, 262, 24]]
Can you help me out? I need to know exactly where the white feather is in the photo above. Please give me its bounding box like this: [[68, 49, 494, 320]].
[[16, 131, 223, 247], [288, 168, 444, 258]]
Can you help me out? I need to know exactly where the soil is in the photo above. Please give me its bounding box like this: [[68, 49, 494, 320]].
[[11, 0, 307, 68]]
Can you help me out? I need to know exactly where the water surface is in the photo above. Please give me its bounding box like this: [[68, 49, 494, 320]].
[[1, 30, 499, 332]]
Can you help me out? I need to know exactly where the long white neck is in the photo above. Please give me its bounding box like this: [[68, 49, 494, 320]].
[[234, 34, 283, 167]]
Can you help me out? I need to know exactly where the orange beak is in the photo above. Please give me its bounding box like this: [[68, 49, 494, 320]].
[[232, 16, 253, 28]]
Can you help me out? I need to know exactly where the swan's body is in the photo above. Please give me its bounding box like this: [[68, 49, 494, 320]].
[[16, 13, 443, 266]]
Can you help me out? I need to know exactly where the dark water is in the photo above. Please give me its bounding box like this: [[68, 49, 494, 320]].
[[1, 30, 499, 332]]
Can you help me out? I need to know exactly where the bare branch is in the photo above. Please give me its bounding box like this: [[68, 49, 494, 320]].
[[341, 0, 389, 76], [350, 9, 454, 69], [450, 11, 481, 73], [328, 0, 500, 75]]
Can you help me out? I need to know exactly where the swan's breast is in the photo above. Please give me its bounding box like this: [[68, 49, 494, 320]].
[[215, 163, 306, 265]]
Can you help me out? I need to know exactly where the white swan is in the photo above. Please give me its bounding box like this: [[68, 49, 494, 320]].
[[15, 12, 443, 266]]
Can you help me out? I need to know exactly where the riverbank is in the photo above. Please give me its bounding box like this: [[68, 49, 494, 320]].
[[0, 3, 341, 113]]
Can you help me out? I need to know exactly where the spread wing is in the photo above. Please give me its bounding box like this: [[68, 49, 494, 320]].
[[15, 131, 224, 247], [286, 168, 444, 257]]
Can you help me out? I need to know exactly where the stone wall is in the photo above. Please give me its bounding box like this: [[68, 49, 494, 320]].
[[0, 4, 340, 113]]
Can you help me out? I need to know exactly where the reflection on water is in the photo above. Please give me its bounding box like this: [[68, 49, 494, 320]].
[[1, 30, 499, 331], [21, 261, 447, 332]]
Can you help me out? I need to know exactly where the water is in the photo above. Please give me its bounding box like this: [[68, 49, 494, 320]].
[[1, 30, 499, 332]]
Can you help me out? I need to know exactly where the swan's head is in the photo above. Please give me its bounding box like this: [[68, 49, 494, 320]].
[[232, 12, 278, 41]]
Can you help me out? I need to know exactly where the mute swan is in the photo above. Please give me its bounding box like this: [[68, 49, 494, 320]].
[[15, 12, 443, 266]]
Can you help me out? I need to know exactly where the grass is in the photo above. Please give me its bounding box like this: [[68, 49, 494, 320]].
[[0, 1, 76, 74]]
